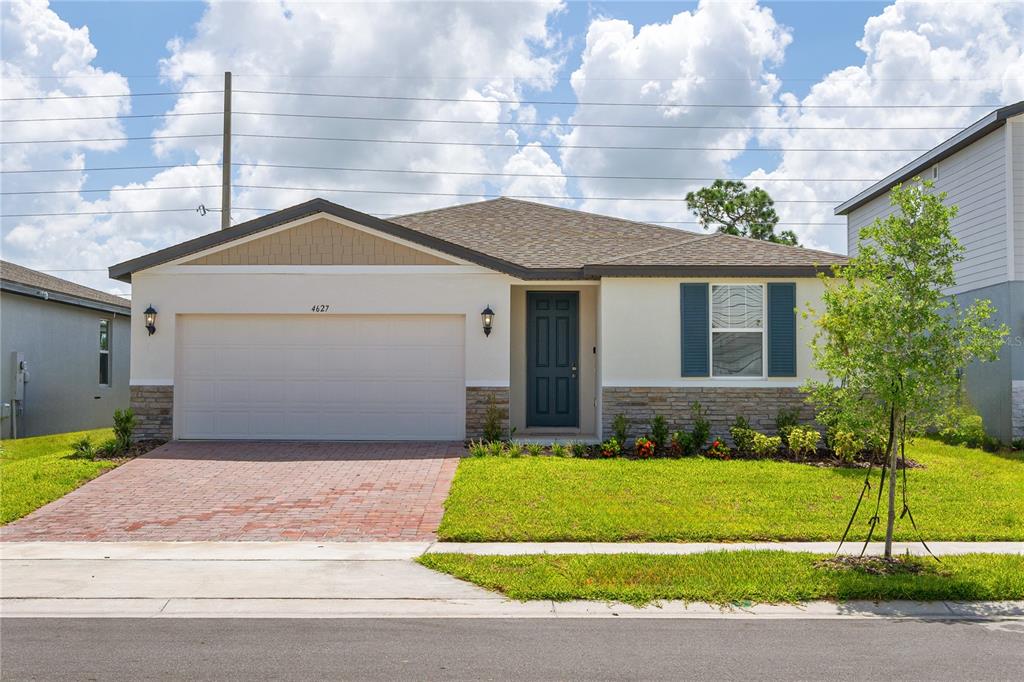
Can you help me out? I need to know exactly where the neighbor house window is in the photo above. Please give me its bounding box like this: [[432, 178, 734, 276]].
[[99, 320, 111, 386], [711, 284, 763, 377]]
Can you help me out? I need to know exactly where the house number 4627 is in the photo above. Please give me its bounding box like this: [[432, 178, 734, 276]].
[[311, 304, 330, 312]]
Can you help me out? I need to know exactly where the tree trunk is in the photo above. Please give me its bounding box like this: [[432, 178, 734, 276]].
[[884, 412, 900, 559]]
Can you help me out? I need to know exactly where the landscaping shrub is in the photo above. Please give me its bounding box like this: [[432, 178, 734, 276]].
[[112, 408, 136, 451], [612, 414, 630, 444], [481, 395, 505, 443], [649, 415, 669, 452], [550, 443, 569, 458], [669, 431, 691, 457], [468, 440, 488, 457], [525, 443, 545, 457], [705, 439, 731, 459], [936, 405, 988, 449], [689, 402, 711, 452], [70, 437, 95, 458], [751, 433, 782, 458], [830, 430, 863, 463], [485, 441, 505, 457], [601, 438, 622, 458], [788, 427, 821, 459], [504, 442, 524, 458], [775, 407, 800, 446], [729, 416, 757, 454], [569, 441, 588, 458], [634, 436, 656, 459], [94, 438, 123, 458]]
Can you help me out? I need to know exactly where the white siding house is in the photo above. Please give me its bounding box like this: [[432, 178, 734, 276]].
[[838, 102, 1024, 442]]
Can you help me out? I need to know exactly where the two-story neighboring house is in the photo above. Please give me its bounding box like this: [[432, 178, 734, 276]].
[[837, 101, 1024, 443]]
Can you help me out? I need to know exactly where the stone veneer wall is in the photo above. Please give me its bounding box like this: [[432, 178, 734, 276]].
[[601, 386, 815, 442], [465, 386, 510, 440], [130, 385, 173, 441]]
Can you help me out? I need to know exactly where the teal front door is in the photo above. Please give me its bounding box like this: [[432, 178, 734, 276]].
[[526, 292, 579, 428]]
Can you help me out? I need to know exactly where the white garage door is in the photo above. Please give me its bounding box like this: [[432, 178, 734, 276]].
[[175, 315, 465, 440]]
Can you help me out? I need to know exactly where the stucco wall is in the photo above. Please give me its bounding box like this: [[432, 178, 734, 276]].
[[599, 277, 828, 387], [509, 284, 599, 436], [1, 292, 130, 438], [129, 267, 513, 390]]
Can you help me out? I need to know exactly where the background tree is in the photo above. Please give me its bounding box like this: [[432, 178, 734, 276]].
[[804, 179, 1007, 559], [684, 179, 799, 245]]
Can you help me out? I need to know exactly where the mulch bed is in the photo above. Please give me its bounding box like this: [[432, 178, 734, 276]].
[[814, 555, 933, 576]]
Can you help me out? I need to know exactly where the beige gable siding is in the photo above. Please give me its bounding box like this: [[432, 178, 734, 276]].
[[186, 218, 455, 266]]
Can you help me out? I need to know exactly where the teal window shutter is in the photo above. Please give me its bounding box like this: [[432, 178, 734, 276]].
[[767, 282, 797, 377], [680, 283, 709, 377]]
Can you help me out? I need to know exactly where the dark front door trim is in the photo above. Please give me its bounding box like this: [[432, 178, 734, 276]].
[[526, 291, 580, 428]]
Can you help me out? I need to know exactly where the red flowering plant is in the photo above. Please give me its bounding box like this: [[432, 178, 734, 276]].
[[705, 439, 731, 460], [634, 436, 656, 459], [600, 437, 622, 458]]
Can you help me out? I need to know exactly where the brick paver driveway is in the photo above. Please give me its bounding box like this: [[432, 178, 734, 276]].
[[1, 441, 462, 542]]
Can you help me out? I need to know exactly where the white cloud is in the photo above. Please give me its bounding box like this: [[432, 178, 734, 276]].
[[751, 0, 1024, 252], [559, 0, 792, 226], [2, 0, 566, 292], [499, 142, 568, 203]]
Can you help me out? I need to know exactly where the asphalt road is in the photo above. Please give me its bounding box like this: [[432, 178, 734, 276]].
[[2, 618, 1022, 681]]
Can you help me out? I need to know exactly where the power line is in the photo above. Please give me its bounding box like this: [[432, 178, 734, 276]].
[[0, 109, 965, 131], [0, 131, 930, 151], [0, 112, 222, 123], [0, 183, 848, 202], [0, 204, 847, 227], [4, 73, 1021, 82], [0, 90, 221, 101], [0, 161, 881, 183], [233, 89, 1005, 109], [0, 207, 218, 218], [1, 88, 1004, 109], [0, 133, 220, 144]]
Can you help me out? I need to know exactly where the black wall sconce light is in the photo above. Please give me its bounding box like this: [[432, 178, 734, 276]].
[[144, 305, 158, 336], [481, 305, 495, 337]]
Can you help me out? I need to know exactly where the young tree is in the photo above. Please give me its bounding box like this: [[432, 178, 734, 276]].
[[804, 179, 1007, 559], [684, 179, 799, 245]]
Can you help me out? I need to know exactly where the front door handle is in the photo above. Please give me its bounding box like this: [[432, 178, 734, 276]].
[[571, 364, 577, 378]]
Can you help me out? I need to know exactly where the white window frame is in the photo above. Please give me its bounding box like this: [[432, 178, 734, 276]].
[[709, 283, 767, 379], [99, 319, 112, 387]]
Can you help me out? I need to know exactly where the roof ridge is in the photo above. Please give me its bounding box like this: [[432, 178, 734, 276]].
[[592, 231, 714, 264], [388, 197, 506, 222], [490, 196, 686, 236], [709, 232, 846, 259]]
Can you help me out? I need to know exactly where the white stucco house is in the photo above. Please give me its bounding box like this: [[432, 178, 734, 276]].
[[109, 197, 846, 442]]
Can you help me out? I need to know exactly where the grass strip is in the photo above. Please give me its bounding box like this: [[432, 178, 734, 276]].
[[418, 551, 1024, 606], [1, 428, 118, 524], [438, 440, 1024, 542]]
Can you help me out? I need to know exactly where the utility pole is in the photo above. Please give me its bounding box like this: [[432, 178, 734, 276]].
[[221, 70, 232, 229]]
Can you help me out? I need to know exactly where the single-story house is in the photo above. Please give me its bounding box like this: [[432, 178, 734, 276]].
[[1, 260, 131, 438], [108, 197, 847, 442], [837, 100, 1024, 442]]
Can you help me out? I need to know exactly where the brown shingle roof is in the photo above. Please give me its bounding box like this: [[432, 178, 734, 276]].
[[1, 260, 130, 311], [109, 197, 847, 281], [390, 198, 691, 269]]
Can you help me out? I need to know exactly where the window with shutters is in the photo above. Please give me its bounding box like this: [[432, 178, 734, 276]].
[[710, 284, 764, 377]]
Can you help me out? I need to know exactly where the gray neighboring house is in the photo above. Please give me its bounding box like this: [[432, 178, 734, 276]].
[[1, 260, 131, 438], [837, 101, 1024, 443]]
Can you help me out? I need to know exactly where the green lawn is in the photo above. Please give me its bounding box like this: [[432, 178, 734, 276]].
[[1, 428, 119, 524], [419, 551, 1024, 605], [438, 440, 1024, 542]]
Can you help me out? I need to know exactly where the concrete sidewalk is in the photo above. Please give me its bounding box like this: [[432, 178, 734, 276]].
[[2, 541, 1021, 620]]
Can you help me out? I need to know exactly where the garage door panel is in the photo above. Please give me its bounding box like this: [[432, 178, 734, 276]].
[[176, 315, 466, 440]]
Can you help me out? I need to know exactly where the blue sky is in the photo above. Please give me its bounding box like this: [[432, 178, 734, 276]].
[[2, 1, 1020, 293]]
